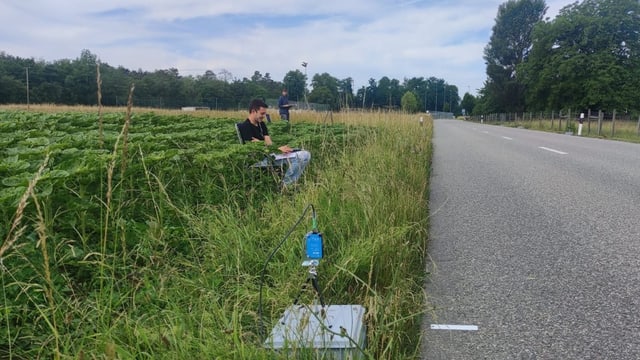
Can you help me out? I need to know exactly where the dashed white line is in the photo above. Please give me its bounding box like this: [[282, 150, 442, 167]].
[[502, 136, 513, 140], [539, 146, 568, 155], [431, 324, 479, 331]]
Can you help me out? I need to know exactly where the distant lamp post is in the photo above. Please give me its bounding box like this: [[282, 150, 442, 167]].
[[424, 82, 428, 112], [26, 67, 30, 110], [301, 61, 309, 109], [434, 83, 437, 113]]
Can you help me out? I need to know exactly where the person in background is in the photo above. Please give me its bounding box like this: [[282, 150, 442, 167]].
[[237, 99, 310, 187], [278, 89, 293, 121]]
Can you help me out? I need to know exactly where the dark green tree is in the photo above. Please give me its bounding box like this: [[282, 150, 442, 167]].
[[64, 49, 100, 105], [194, 71, 232, 109], [135, 68, 184, 108], [441, 84, 461, 114], [460, 93, 477, 115], [375, 76, 402, 109], [403, 77, 428, 112], [250, 70, 281, 97], [309, 72, 339, 109], [482, 0, 547, 113], [360, 78, 378, 109], [337, 77, 354, 109], [401, 91, 419, 113], [98, 64, 134, 106], [0, 75, 25, 103], [519, 0, 640, 112], [282, 70, 306, 103]]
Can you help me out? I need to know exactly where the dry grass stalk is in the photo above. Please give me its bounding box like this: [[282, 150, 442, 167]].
[[121, 83, 135, 175], [33, 192, 61, 359], [103, 134, 120, 251], [0, 153, 50, 259], [103, 83, 134, 250]]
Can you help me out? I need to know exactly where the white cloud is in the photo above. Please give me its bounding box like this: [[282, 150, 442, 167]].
[[1, 0, 572, 95]]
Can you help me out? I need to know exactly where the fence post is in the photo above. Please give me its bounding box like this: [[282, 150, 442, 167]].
[[598, 110, 603, 136], [559, 110, 563, 131], [587, 109, 591, 135], [551, 111, 555, 130], [539, 112, 542, 128], [611, 110, 616, 137], [637, 115, 640, 136], [568, 109, 572, 132]]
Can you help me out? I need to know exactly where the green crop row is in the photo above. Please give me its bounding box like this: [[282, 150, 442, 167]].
[[0, 110, 367, 358]]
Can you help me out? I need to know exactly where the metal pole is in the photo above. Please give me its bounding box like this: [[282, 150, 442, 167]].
[[443, 84, 446, 112], [434, 83, 437, 113], [26, 67, 30, 110], [424, 83, 427, 112], [301, 62, 309, 110]]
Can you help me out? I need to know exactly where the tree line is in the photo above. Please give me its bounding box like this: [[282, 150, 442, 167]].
[[0, 49, 461, 113], [3, 0, 635, 117], [474, 0, 640, 116]]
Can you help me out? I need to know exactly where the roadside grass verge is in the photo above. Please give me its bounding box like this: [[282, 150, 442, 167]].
[[476, 117, 640, 143]]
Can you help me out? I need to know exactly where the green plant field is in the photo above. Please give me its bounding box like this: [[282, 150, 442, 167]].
[[0, 109, 433, 359]]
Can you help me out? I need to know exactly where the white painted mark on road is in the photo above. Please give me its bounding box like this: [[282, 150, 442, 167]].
[[502, 136, 513, 140], [431, 324, 479, 331], [539, 146, 568, 155]]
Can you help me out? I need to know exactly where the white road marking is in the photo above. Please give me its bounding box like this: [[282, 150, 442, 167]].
[[502, 136, 513, 140], [539, 146, 568, 155], [431, 324, 479, 331]]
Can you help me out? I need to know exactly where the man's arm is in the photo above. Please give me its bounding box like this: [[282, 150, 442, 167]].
[[278, 145, 294, 153]]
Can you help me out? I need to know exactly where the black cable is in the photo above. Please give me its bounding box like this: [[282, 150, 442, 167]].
[[258, 204, 316, 341]]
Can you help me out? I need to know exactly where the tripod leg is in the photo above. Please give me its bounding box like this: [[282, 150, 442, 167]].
[[292, 277, 311, 306], [310, 276, 326, 307]]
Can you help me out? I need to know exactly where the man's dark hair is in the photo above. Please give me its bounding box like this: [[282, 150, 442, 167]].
[[249, 99, 268, 113]]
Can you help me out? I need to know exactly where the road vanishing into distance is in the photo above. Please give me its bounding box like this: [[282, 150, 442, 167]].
[[422, 119, 640, 359]]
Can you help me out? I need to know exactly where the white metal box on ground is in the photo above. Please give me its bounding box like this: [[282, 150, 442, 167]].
[[265, 304, 367, 359]]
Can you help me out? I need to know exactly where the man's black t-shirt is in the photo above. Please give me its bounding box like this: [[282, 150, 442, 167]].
[[237, 119, 269, 143]]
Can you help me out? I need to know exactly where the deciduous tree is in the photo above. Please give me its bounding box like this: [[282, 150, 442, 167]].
[[482, 0, 547, 113], [283, 70, 306, 103], [519, 0, 640, 112], [401, 91, 419, 113]]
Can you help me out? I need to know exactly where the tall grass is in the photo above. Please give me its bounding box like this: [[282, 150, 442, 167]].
[[0, 108, 432, 359]]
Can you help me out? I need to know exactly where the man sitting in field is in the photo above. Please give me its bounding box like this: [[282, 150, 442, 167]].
[[237, 99, 311, 187]]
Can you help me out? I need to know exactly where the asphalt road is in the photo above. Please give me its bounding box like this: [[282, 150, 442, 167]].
[[421, 120, 640, 359]]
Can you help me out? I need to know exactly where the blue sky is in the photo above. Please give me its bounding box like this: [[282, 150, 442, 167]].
[[1, 0, 569, 95]]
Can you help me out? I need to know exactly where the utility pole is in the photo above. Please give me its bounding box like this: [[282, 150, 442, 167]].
[[301, 61, 309, 110], [424, 82, 428, 112], [434, 83, 437, 112], [26, 67, 30, 110], [362, 86, 366, 109], [443, 83, 447, 113]]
